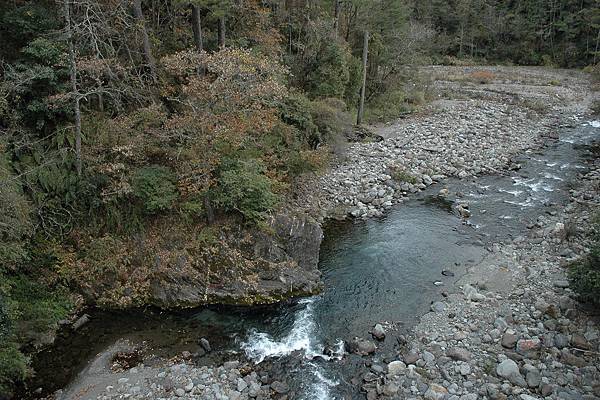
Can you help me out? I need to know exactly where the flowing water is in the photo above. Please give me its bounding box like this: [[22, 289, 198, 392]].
[[28, 119, 600, 399]]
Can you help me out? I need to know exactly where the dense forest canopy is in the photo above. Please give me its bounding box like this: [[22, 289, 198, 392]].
[[0, 0, 599, 396]]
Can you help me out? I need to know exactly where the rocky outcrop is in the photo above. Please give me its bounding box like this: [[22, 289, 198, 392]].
[[148, 213, 323, 308]]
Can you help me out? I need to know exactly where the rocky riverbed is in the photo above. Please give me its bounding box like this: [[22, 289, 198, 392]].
[[353, 139, 600, 400], [294, 66, 592, 221]]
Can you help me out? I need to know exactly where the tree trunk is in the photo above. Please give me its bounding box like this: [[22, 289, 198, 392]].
[[63, 0, 82, 177], [204, 196, 215, 225], [357, 31, 369, 126], [333, 0, 340, 38], [191, 4, 203, 52], [218, 15, 226, 49], [132, 0, 157, 81]]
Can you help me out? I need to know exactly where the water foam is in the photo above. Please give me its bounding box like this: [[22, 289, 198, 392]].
[[240, 298, 343, 399], [588, 120, 600, 128], [241, 298, 317, 363]]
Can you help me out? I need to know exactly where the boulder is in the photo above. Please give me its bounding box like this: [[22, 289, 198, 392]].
[[447, 347, 472, 362], [371, 324, 386, 341]]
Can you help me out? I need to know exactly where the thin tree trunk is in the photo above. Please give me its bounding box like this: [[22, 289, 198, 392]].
[[132, 0, 157, 81], [357, 31, 369, 126], [594, 28, 600, 65], [333, 0, 340, 38], [218, 15, 226, 49], [191, 4, 203, 52], [204, 196, 215, 225], [63, 0, 82, 177]]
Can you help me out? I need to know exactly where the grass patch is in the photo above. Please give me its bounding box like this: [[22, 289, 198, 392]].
[[390, 167, 417, 185]]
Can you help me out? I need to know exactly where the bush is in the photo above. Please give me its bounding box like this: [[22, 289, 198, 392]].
[[132, 166, 179, 214], [568, 242, 600, 306], [0, 340, 28, 397], [279, 92, 319, 146], [310, 98, 353, 149], [0, 152, 32, 272], [390, 167, 417, 184], [365, 89, 412, 123], [214, 160, 277, 223], [307, 41, 351, 99]]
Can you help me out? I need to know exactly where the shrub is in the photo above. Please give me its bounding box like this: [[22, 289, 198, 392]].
[[307, 41, 351, 99], [278, 92, 319, 146], [568, 242, 600, 306], [468, 70, 495, 84], [0, 152, 32, 272], [365, 89, 411, 123], [132, 166, 179, 214], [214, 160, 277, 223], [390, 167, 417, 184], [0, 340, 28, 397], [310, 98, 353, 149]]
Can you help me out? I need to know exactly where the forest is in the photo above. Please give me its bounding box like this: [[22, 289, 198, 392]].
[[0, 0, 599, 396]]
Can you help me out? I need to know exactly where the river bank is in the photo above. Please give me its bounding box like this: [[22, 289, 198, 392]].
[[354, 128, 600, 400], [34, 66, 600, 400], [293, 66, 592, 221]]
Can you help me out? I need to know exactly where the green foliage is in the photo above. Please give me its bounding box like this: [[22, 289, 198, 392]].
[[214, 160, 277, 223], [279, 92, 319, 146], [309, 98, 353, 147], [0, 340, 28, 397], [307, 41, 351, 99], [568, 242, 600, 306], [0, 153, 32, 273], [132, 166, 179, 214], [21, 37, 64, 65], [0, 272, 72, 395], [365, 89, 411, 123], [390, 167, 417, 184]]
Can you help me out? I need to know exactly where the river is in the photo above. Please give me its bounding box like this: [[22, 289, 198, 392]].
[[28, 118, 599, 399]]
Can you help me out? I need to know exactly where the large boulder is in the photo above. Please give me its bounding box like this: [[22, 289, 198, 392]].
[[149, 213, 323, 308]]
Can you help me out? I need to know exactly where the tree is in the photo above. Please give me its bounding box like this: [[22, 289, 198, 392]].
[[63, 0, 82, 176], [132, 0, 157, 80]]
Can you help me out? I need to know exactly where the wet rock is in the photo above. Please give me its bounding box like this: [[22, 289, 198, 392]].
[[346, 338, 377, 355], [431, 301, 446, 313], [199, 338, 211, 352], [371, 324, 386, 341], [387, 361, 407, 376], [270, 381, 289, 394]]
